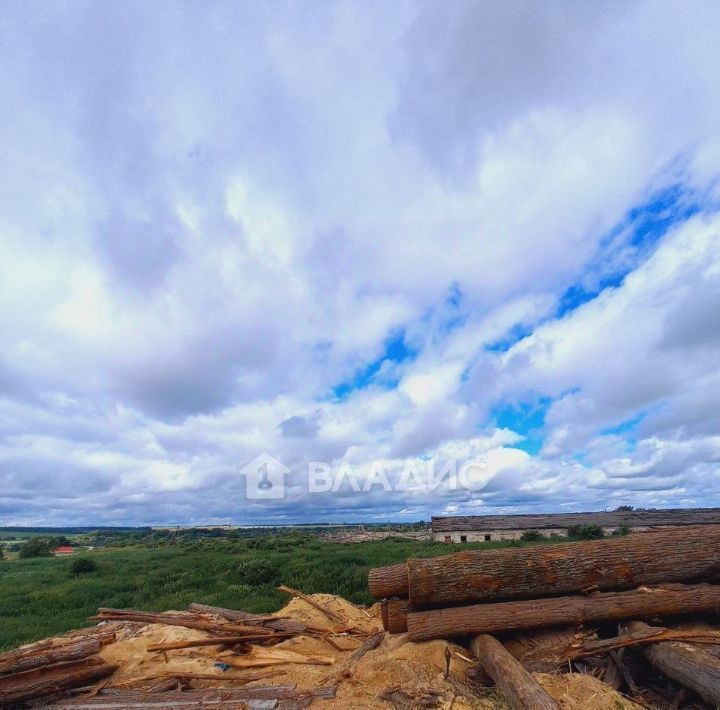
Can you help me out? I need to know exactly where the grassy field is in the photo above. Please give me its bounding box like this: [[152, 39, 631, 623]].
[[0, 534, 545, 651]]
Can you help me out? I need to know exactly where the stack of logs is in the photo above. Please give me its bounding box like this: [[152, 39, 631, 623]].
[[370, 524, 720, 708], [0, 630, 118, 706]]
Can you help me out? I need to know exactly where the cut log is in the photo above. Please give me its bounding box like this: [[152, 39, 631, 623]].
[[407, 583, 720, 640], [368, 562, 408, 599], [0, 638, 103, 676], [628, 621, 720, 706], [468, 634, 559, 710], [405, 525, 720, 606], [382, 599, 409, 633], [0, 657, 117, 706]]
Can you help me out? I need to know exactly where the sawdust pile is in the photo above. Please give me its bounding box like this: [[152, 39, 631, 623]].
[[51, 593, 639, 709]]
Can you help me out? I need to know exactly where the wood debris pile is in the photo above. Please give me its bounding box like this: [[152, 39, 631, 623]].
[[0, 586, 367, 709], [370, 524, 720, 708]]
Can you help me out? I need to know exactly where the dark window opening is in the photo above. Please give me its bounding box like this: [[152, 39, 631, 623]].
[[460, 535, 467, 543], [484, 534, 491, 541]]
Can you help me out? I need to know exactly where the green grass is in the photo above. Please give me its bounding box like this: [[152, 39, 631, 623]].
[[0, 535, 563, 651]]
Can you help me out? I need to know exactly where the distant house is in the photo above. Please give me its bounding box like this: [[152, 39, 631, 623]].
[[432, 508, 720, 543], [53, 546, 74, 555]]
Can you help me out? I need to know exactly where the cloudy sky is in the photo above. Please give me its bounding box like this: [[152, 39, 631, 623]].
[[1, 1, 719, 526]]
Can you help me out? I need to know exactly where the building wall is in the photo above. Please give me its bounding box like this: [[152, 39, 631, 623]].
[[433, 526, 659, 543]]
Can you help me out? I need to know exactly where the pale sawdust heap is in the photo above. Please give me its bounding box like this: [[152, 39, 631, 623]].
[[85, 593, 639, 709]]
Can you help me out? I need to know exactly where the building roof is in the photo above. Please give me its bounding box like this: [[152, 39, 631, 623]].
[[53, 546, 74, 553], [431, 508, 720, 532]]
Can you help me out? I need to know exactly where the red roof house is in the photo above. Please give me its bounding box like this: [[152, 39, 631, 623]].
[[53, 546, 74, 555]]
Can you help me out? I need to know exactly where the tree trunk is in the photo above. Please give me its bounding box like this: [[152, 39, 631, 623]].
[[407, 584, 720, 640], [469, 634, 559, 710], [0, 658, 117, 705], [628, 621, 720, 706], [403, 526, 720, 606], [381, 599, 409, 633], [368, 563, 408, 599]]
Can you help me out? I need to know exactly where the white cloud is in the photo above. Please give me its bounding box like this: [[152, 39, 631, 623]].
[[0, 1, 719, 523]]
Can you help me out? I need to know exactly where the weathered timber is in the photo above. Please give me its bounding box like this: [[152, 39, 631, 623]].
[[405, 525, 720, 605], [44, 685, 311, 708], [0, 638, 102, 676], [566, 626, 720, 660], [189, 602, 311, 634], [381, 599, 409, 633], [627, 622, 720, 705], [468, 634, 559, 710], [0, 658, 117, 706], [90, 608, 273, 636], [368, 562, 408, 599], [146, 633, 294, 651], [157, 670, 284, 684], [407, 584, 720, 640], [187, 602, 279, 624]]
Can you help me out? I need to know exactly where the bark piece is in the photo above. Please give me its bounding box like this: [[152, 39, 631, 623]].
[[379, 686, 443, 709], [399, 525, 720, 605], [407, 583, 720, 640], [628, 621, 720, 706], [468, 634, 559, 710]]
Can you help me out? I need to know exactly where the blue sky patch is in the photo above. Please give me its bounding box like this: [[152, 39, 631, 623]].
[[332, 330, 416, 399], [491, 397, 552, 455], [556, 183, 702, 319]]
